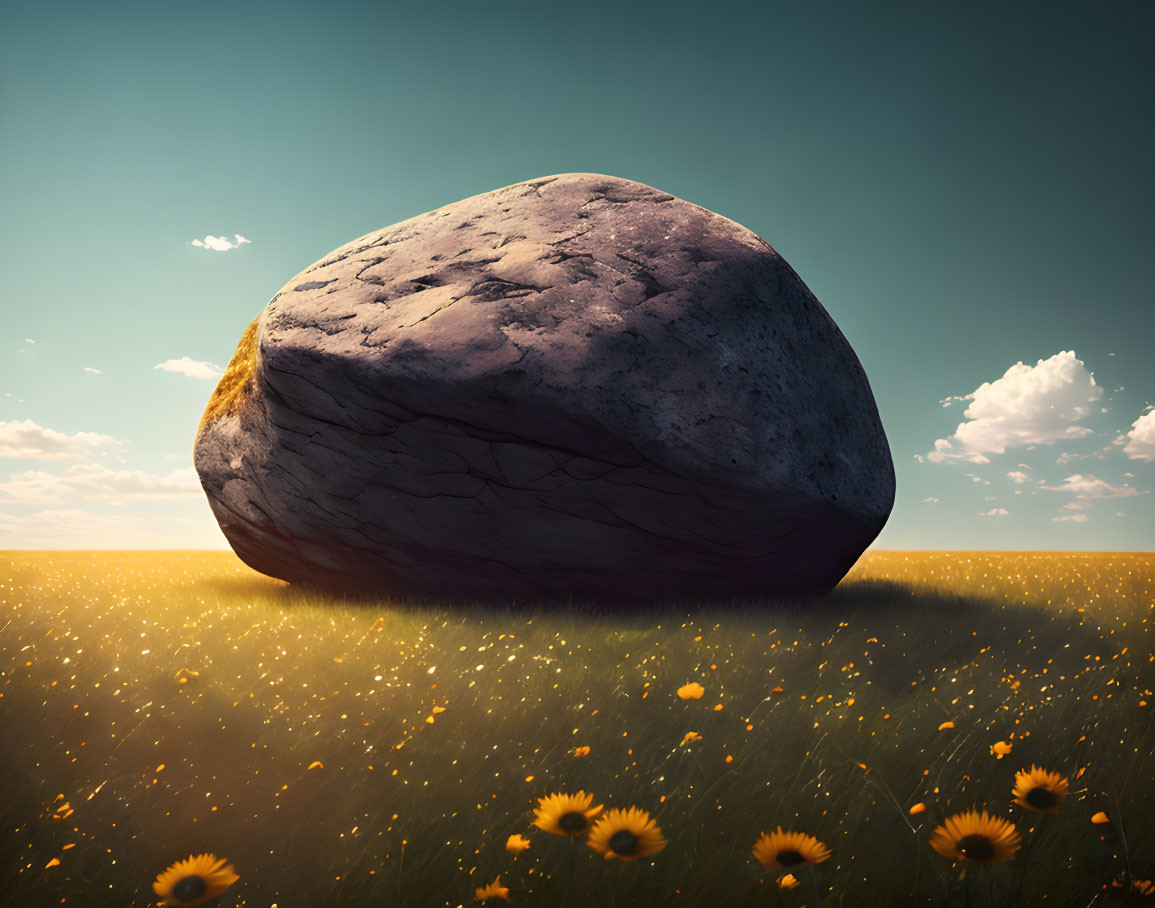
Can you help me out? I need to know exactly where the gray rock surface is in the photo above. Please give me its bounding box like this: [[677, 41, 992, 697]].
[[194, 173, 895, 602]]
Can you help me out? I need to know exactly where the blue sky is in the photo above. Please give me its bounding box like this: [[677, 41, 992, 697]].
[[1, 0, 1152, 550]]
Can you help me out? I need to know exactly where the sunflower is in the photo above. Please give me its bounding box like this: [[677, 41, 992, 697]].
[[532, 791, 603, 837], [474, 875, 510, 902], [1012, 766, 1069, 814], [153, 854, 238, 906], [752, 827, 832, 871], [929, 809, 1021, 865], [587, 807, 666, 862]]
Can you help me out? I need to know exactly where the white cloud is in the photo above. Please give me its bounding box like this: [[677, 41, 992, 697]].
[[1058, 502, 1086, 511], [928, 351, 1101, 464], [1056, 445, 1112, 464], [1006, 470, 1031, 484], [0, 419, 123, 460], [1122, 411, 1155, 462], [980, 508, 1009, 516], [83, 366, 102, 374], [1052, 514, 1090, 523], [188, 233, 251, 252], [1116, 512, 1127, 517], [0, 463, 202, 505], [0, 508, 226, 548], [154, 357, 223, 380], [923, 497, 939, 503], [1040, 473, 1144, 499]]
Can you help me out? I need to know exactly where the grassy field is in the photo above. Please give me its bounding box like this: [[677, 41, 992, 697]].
[[1, 550, 1152, 907]]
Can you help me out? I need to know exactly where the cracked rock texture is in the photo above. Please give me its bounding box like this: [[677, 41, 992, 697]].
[[194, 173, 895, 602]]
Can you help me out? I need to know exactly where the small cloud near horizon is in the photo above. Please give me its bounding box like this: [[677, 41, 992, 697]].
[[0, 463, 202, 506], [83, 366, 102, 374], [0, 419, 123, 460], [1052, 514, 1090, 523], [188, 234, 251, 252], [154, 357, 223, 380], [0, 507, 225, 548], [979, 507, 1009, 516]]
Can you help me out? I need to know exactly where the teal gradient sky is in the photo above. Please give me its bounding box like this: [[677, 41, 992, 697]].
[[1, 0, 1152, 550]]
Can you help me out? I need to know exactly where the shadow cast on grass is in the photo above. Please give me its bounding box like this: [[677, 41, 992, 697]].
[[199, 573, 1107, 651], [196, 572, 1118, 706], [200, 573, 1016, 619]]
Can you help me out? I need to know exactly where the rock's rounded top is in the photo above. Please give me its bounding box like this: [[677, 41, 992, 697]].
[[251, 173, 892, 526]]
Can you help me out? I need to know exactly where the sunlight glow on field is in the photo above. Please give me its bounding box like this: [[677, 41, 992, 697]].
[[1, 551, 1152, 906]]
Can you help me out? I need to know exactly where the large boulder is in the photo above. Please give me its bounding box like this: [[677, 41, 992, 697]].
[[194, 173, 894, 602]]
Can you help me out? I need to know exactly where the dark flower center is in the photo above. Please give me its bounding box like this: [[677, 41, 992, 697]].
[[776, 849, 806, 867], [1025, 787, 1059, 810], [957, 835, 995, 862], [558, 811, 588, 833], [609, 830, 640, 856], [172, 875, 207, 902]]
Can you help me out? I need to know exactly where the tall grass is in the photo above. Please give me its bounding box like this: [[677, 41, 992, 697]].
[[1, 551, 1151, 906]]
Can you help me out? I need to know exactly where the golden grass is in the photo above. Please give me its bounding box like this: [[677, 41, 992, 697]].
[[1, 550, 1151, 906]]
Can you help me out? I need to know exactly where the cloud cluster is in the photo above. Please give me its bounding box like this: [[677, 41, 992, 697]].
[[189, 234, 251, 252], [0, 464, 202, 505], [980, 507, 1009, 516], [0, 419, 122, 460], [928, 351, 1101, 464], [1040, 474, 1143, 499], [154, 357, 224, 380], [0, 412, 221, 546], [1055, 446, 1111, 464]]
